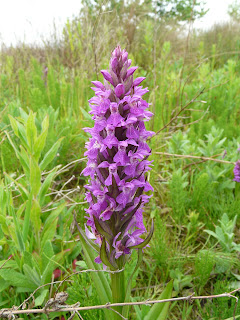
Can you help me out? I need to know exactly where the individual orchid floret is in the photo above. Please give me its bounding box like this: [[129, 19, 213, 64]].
[[82, 45, 154, 270]]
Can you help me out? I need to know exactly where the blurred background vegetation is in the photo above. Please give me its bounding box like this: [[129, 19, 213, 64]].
[[1, 0, 240, 319]]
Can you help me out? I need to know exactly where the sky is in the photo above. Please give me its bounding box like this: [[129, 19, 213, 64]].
[[0, 0, 236, 46]]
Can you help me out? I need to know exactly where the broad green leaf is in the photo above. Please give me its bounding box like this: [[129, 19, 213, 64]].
[[19, 146, 31, 178], [0, 184, 7, 216], [41, 115, 49, 132], [40, 203, 65, 247], [30, 199, 42, 234], [23, 264, 41, 287], [204, 230, 218, 239], [0, 260, 18, 270], [31, 254, 41, 277], [134, 303, 151, 320], [17, 202, 26, 219], [26, 111, 37, 151], [0, 215, 9, 236], [0, 269, 37, 290], [8, 115, 29, 151], [22, 193, 33, 245], [144, 281, 173, 320], [41, 219, 58, 248], [30, 157, 41, 196], [39, 168, 58, 206], [42, 202, 66, 232], [5, 131, 30, 176], [8, 115, 19, 137], [33, 128, 48, 161], [41, 240, 54, 272], [0, 278, 10, 293], [33, 115, 49, 161], [41, 259, 57, 284], [40, 138, 63, 170], [16, 122, 29, 151], [8, 204, 25, 253], [23, 251, 33, 268], [35, 289, 48, 306]]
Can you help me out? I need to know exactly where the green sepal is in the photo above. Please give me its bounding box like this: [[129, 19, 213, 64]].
[[119, 200, 142, 233], [100, 237, 116, 270], [129, 220, 154, 249], [74, 218, 99, 253], [93, 215, 113, 242]]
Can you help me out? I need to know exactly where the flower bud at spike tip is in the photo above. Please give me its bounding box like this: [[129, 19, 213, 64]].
[[115, 84, 125, 97], [100, 70, 114, 86], [83, 46, 154, 269]]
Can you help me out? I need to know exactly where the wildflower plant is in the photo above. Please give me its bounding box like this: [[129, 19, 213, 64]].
[[79, 46, 155, 318]]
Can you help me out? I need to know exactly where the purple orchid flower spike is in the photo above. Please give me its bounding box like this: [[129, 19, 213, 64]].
[[82, 46, 154, 270], [233, 160, 240, 183]]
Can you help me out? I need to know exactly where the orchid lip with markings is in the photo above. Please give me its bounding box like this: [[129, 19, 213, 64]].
[[82, 46, 154, 269]]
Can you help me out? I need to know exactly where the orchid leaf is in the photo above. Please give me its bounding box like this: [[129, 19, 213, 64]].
[[75, 216, 113, 319], [144, 280, 173, 320], [122, 249, 143, 318]]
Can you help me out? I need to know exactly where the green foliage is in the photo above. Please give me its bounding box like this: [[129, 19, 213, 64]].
[[200, 280, 240, 319], [169, 169, 188, 222], [169, 269, 193, 292], [154, 0, 207, 21], [0, 111, 77, 312], [67, 274, 104, 320], [228, 0, 240, 22], [194, 250, 215, 290], [205, 213, 240, 253], [190, 173, 212, 215], [151, 208, 170, 271]]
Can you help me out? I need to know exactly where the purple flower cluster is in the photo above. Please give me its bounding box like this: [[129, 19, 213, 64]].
[[233, 160, 240, 183], [82, 46, 154, 269]]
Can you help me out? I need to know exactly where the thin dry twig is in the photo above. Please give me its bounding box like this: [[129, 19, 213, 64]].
[[168, 105, 210, 129], [150, 88, 205, 140], [154, 151, 235, 165], [182, 153, 223, 169], [0, 256, 12, 270], [17, 280, 73, 311], [1, 287, 239, 319]]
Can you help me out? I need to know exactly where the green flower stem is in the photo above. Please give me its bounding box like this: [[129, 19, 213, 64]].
[[111, 269, 125, 319], [236, 182, 240, 199]]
